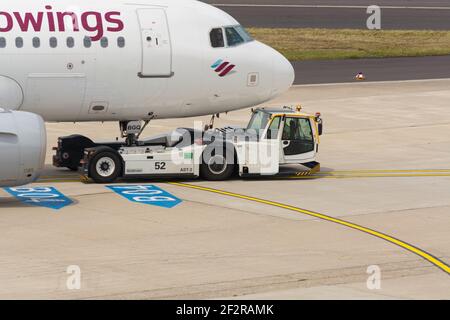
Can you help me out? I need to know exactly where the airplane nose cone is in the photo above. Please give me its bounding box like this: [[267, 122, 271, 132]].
[[272, 53, 295, 97]]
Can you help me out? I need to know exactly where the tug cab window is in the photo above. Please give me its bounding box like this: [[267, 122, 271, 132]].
[[282, 117, 315, 155], [210, 28, 224, 48], [266, 116, 281, 139], [247, 110, 271, 136]]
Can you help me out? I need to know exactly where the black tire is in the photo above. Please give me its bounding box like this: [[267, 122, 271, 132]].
[[88, 149, 122, 184], [200, 145, 235, 181]]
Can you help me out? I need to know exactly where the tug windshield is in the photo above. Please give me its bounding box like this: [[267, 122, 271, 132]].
[[247, 110, 270, 133]]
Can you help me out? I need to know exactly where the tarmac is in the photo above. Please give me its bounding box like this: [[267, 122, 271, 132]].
[[292, 56, 450, 85], [0, 79, 449, 299], [205, 0, 450, 29]]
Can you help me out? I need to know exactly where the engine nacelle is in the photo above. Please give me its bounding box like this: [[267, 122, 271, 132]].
[[0, 109, 46, 187]]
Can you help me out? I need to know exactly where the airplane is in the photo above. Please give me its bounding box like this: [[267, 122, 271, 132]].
[[0, 0, 295, 187]]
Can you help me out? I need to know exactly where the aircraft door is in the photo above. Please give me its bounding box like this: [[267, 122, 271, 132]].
[[137, 8, 173, 78]]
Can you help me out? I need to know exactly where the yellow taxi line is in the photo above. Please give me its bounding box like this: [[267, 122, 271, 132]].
[[321, 169, 450, 174], [290, 173, 450, 179], [38, 170, 450, 183], [169, 182, 450, 275]]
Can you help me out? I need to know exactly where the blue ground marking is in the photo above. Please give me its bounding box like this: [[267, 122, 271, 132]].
[[107, 185, 182, 209], [4, 187, 73, 210]]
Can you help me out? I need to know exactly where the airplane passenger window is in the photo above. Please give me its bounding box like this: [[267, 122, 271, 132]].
[[15, 37, 23, 48], [0, 37, 7, 48], [84, 37, 92, 48], [210, 28, 224, 48], [49, 37, 57, 48], [67, 37, 75, 48], [101, 37, 108, 48], [32, 37, 40, 48], [117, 37, 125, 48]]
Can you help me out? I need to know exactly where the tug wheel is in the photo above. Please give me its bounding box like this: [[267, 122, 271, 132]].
[[200, 145, 235, 181], [89, 149, 122, 184]]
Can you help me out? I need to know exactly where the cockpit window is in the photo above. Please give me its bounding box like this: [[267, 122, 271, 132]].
[[225, 25, 253, 47], [210, 28, 225, 48], [211, 25, 253, 48], [225, 27, 244, 46], [234, 25, 253, 43]]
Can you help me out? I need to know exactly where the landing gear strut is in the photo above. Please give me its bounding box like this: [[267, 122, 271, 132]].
[[54, 116, 155, 171], [119, 115, 154, 146], [204, 113, 220, 131]]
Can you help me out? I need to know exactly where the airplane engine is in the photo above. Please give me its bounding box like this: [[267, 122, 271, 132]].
[[0, 109, 46, 187]]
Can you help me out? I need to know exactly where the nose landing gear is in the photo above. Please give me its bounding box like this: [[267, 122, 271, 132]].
[[204, 113, 220, 131], [119, 115, 154, 146], [54, 117, 155, 172]]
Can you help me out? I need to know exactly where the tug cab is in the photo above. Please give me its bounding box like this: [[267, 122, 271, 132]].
[[236, 106, 322, 176]]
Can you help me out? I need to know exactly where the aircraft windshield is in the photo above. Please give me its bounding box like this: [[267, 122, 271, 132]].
[[225, 25, 253, 47]]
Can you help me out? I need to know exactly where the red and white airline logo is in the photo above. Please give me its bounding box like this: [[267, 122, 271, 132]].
[[211, 59, 236, 77]]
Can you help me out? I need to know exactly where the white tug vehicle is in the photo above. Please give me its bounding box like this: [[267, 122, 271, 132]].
[[54, 107, 323, 183]]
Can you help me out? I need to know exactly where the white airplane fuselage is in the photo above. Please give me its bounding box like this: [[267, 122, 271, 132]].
[[0, 0, 295, 122]]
